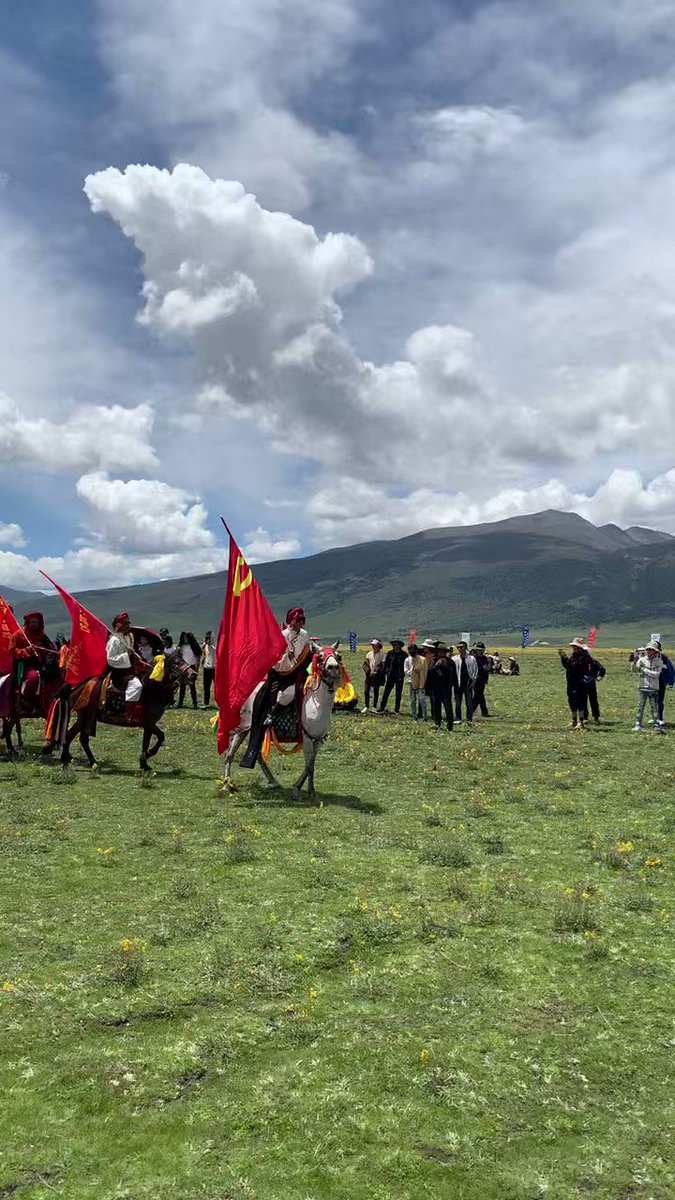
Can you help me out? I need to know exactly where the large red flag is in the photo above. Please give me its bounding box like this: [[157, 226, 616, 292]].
[[215, 527, 286, 754], [40, 572, 109, 684], [587, 626, 598, 649], [0, 595, 20, 675]]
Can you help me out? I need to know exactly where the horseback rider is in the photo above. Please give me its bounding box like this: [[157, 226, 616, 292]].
[[240, 606, 311, 768], [10, 612, 58, 703], [106, 613, 137, 692]]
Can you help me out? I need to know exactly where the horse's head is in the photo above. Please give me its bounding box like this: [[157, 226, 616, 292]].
[[165, 651, 197, 687], [311, 640, 343, 692]]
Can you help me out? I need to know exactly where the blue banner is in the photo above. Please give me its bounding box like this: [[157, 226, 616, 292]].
[[522, 626, 531, 649], [349, 630, 357, 653]]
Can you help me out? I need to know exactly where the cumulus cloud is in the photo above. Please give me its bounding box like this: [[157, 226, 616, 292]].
[[0, 394, 158, 473], [243, 527, 301, 562], [0, 522, 25, 549], [75, 472, 215, 553], [309, 468, 675, 547], [97, 0, 365, 211]]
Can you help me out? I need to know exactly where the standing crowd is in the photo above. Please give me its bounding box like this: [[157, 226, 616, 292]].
[[362, 638, 519, 733]]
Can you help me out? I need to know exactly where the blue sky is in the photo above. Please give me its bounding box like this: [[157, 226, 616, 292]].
[[3, 0, 675, 589]]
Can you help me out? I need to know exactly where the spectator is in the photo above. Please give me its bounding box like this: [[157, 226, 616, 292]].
[[586, 653, 606, 724], [177, 631, 201, 709], [409, 644, 429, 721], [492, 652, 503, 675], [471, 642, 491, 717], [426, 642, 455, 732], [655, 640, 675, 726], [137, 633, 156, 665], [558, 637, 593, 730], [378, 638, 407, 714], [507, 656, 520, 676], [201, 630, 216, 707], [452, 641, 478, 725], [633, 641, 664, 732], [362, 639, 386, 713], [404, 645, 415, 713]]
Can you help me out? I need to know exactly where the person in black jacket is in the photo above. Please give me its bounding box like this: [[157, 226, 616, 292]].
[[425, 643, 456, 732], [471, 642, 491, 717], [586, 653, 606, 724], [378, 639, 407, 714], [558, 637, 593, 730]]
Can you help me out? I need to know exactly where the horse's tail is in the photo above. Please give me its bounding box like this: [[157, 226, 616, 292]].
[[46, 687, 72, 748]]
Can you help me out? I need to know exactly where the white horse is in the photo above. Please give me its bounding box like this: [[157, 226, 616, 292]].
[[224, 643, 342, 801]]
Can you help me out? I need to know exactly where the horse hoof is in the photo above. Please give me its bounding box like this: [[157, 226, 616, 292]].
[[263, 780, 280, 791], [292, 786, 303, 801]]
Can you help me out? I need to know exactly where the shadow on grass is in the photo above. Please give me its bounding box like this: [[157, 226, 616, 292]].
[[244, 788, 384, 815]]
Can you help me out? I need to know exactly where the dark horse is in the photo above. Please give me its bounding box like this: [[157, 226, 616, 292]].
[[57, 654, 197, 772], [1, 667, 64, 758]]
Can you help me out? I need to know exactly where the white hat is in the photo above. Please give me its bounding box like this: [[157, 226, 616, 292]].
[[646, 640, 661, 651]]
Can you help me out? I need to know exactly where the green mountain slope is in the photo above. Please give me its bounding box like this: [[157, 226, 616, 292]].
[[2, 509, 674, 637]]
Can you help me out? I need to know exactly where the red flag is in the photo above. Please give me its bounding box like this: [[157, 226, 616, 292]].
[[0, 595, 20, 675], [409, 628, 417, 645], [40, 572, 109, 684], [215, 527, 286, 754], [587, 626, 598, 649]]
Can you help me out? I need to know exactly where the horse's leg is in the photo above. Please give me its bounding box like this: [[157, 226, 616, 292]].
[[60, 716, 81, 768], [80, 731, 98, 769], [3, 719, 14, 758], [293, 738, 313, 799], [15, 716, 23, 754], [257, 753, 280, 790], [139, 726, 153, 773], [223, 729, 245, 788], [145, 725, 165, 760], [306, 742, 319, 802]]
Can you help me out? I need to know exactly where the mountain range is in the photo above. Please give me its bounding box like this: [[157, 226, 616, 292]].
[[2, 510, 675, 637]]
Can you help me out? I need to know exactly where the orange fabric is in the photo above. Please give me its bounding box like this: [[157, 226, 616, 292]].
[[0, 597, 21, 675]]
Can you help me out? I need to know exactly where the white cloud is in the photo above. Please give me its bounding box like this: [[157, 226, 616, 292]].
[[0, 394, 158, 473], [0, 522, 25, 549], [97, 0, 365, 211], [243, 527, 300, 562], [309, 467, 675, 547], [76, 472, 216, 553]]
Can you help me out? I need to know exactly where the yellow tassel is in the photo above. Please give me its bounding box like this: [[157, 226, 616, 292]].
[[149, 654, 166, 682]]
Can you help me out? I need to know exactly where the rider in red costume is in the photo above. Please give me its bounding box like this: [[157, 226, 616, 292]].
[[10, 612, 58, 707]]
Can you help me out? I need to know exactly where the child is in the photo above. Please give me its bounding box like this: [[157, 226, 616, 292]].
[[633, 642, 664, 732]]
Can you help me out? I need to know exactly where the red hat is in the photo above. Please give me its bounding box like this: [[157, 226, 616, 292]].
[[285, 607, 305, 625], [112, 612, 130, 629]]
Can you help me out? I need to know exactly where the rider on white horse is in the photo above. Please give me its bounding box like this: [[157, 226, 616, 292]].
[[240, 606, 311, 768]]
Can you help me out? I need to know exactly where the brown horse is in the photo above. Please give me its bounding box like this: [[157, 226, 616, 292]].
[[1, 666, 64, 757], [58, 654, 197, 772]]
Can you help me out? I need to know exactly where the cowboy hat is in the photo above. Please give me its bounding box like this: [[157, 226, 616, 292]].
[[569, 637, 586, 648], [646, 640, 661, 652], [390, 637, 405, 645], [421, 638, 437, 650], [370, 637, 383, 646]]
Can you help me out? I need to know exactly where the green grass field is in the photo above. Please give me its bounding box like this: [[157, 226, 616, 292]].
[[0, 651, 673, 1200]]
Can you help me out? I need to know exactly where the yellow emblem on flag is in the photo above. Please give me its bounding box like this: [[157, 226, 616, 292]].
[[232, 555, 253, 597]]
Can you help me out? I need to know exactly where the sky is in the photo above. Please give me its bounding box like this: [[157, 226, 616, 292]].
[[3, 0, 675, 590]]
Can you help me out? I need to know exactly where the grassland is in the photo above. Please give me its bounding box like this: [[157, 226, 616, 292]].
[[0, 651, 673, 1200]]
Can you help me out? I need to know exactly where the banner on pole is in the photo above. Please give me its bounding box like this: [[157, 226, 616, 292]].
[[587, 626, 598, 649], [522, 626, 531, 649], [349, 631, 357, 653]]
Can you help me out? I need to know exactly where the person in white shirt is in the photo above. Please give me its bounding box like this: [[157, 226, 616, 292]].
[[241, 606, 312, 768], [362, 638, 386, 713], [452, 641, 478, 724], [177, 632, 201, 708], [201, 630, 216, 707], [106, 613, 135, 690]]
